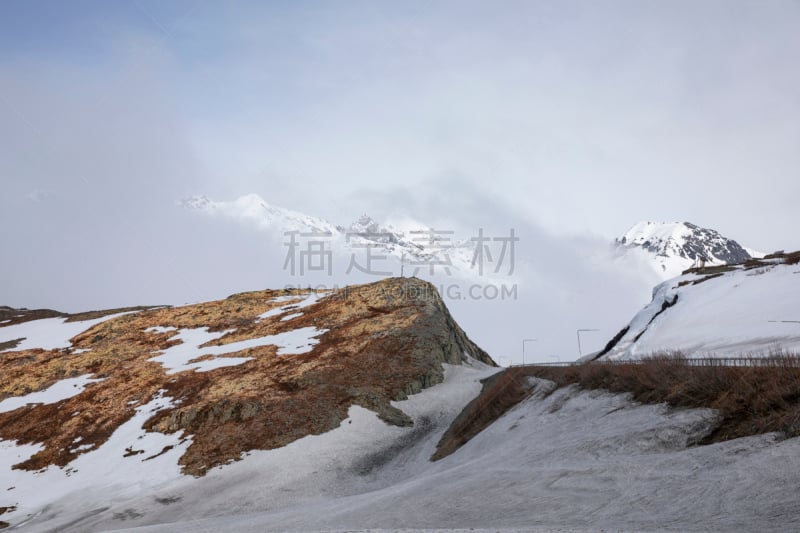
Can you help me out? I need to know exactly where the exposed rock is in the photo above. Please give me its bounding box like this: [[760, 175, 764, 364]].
[[0, 277, 493, 476]]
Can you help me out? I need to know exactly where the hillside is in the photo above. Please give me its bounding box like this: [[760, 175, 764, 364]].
[[0, 277, 494, 530], [595, 251, 800, 360], [3, 273, 800, 532]]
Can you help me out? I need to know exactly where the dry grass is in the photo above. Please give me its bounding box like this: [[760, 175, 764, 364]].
[[525, 353, 800, 444], [434, 353, 800, 460]]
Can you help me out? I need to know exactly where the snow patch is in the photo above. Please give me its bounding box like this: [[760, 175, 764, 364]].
[[148, 325, 329, 374], [0, 391, 191, 527], [0, 312, 137, 353], [256, 292, 324, 322], [0, 375, 105, 414]]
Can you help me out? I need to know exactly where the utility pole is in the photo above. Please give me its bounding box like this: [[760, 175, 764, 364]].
[[522, 338, 537, 366], [400, 252, 405, 277], [576, 329, 600, 357]]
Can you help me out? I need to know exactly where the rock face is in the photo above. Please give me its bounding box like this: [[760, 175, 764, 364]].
[[0, 277, 493, 477]]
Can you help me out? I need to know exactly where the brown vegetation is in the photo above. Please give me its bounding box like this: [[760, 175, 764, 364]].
[[434, 354, 800, 460], [0, 505, 13, 530], [525, 354, 800, 444], [681, 249, 800, 278]]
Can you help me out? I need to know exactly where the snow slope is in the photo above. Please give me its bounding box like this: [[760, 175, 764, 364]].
[[1, 391, 191, 531], [4, 340, 800, 531], [597, 256, 800, 360], [2, 362, 498, 532], [616, 221, 755, 280], [111, 379, 800, 532]]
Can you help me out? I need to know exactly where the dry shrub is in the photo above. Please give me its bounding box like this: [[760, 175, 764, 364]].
[[525, 352, 800, 444]]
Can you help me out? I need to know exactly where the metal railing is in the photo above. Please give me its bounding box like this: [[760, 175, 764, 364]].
[[512, 356, 800, 368]]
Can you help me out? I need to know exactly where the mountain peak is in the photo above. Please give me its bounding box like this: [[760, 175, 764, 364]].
[[616, 221, 753, 278], [348, 213, 381, 234]]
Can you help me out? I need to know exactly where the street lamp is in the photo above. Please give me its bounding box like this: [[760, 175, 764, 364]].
[[522, 338, 537, 366], [576, 329, 600, 357]]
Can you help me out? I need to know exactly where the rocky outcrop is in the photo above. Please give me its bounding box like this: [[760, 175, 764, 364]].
[[0, 277, 493, 476]]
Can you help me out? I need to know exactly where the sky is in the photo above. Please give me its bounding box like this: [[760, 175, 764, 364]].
[[1, 1, 799, 361]]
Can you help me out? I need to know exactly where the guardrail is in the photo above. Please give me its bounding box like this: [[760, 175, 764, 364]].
[[512, 357, 800, 368]]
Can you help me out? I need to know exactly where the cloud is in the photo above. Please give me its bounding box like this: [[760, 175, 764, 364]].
[[179, 181, 658, 362]]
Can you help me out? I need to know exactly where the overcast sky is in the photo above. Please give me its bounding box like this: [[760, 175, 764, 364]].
[[1, 1, 799, 358]]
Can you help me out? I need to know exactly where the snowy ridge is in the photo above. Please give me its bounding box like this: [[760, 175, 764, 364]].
[[181, 194, 490, 279], [616, 221, 754, 279], [596, 253, 800, 360], [180, 194, 339, 234]]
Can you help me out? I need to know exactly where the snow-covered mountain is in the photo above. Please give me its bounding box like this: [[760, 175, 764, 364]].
[[185, 197, 762, 285], [182, 194, 487, 279], [615, 221, 758, 280], [180, 194, 340, 234], [593, 251, 800, 360]]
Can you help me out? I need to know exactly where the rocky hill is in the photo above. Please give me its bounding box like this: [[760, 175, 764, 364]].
[[0, 277, 493, 529]]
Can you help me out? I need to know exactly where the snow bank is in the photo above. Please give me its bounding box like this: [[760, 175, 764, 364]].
[[601, 261, 800, 359]]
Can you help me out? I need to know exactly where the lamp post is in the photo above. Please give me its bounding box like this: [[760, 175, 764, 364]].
[[576, 329, 600, 357], [522, 338, 537, 366]]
